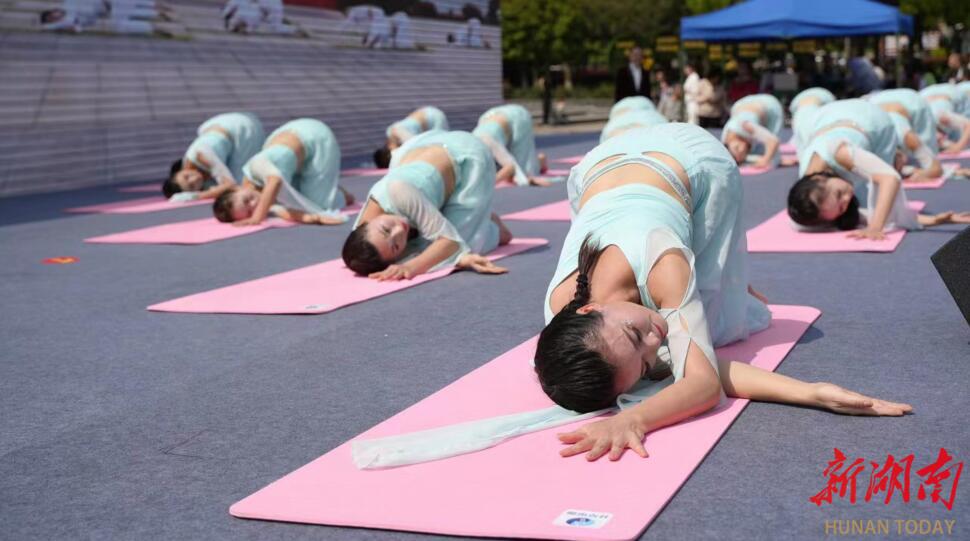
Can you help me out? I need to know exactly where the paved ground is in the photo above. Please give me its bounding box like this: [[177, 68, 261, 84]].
[[1, 130, 968, 540]]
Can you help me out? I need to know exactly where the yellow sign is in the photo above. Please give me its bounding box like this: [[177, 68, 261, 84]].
[[709, 44, 723, 60], [766, 42, 788, 52], [793, 39, 816, 53], [656, 35, 679, 53], [684, 40, 706, 50], [738, 42, 762, 58]]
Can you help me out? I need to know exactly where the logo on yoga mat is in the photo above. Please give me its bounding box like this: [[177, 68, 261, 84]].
[[553, 509, 613, 529], [43, 257, 78, 265]]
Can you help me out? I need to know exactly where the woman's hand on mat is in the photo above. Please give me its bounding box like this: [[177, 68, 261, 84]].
[[846, 228, 886, 241], [927, 211, 970, 225], [369, 264, 413, 281], [233, 216, 265, 227], [812, 383, 913, 416], [751, 158, 772, 169], [529, 176, 553, 187], [557, 412, 648, 461], [310, 214, 346, 226], [457, 254, 508, 275]]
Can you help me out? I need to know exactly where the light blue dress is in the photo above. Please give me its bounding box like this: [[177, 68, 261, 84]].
[[789, 88, 836, 114], [241, 118, 345, 220], [386, 106, 449, 141], [797, 99, 898, 179], [184, 112, 264, 185], [555, 123, 771, 346], [721, 93, 784, 147], [958, 81, 970, 116], [348, 124, 772, 469], [472, 104, 540, 177], [789, 88, 835, 151], [599, 109, 668, 143], [920, 83, 965, 141], [609, 96, 656, 119], [355, 130, 499, 271], [869, 88, 938, 152]]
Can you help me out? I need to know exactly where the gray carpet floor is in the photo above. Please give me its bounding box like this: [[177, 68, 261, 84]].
[[1, 132, 968, 540]]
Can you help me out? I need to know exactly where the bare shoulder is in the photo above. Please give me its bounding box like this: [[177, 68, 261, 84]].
[[647, 250, 690, 308]]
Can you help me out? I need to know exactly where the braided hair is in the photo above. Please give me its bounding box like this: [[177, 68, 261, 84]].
[[534, 235, 616, 413]]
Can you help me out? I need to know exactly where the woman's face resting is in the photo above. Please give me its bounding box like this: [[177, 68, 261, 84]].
[[226, 186, 260, 221], [578, 301, 669, 393], [364, 214, 410, 261], [812, 176, 855, 222]]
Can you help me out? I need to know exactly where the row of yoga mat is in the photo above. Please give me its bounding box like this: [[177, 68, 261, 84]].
[[79, 193, 934, 252], [74, 154, 963, 540]]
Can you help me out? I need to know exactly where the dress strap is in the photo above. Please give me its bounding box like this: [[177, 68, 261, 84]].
[[582, 154, 692, 209]]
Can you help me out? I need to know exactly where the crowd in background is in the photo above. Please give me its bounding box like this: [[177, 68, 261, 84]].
[[614, 44, 970, 129]]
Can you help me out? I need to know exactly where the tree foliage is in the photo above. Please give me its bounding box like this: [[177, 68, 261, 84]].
[[502, 0, 685, 70], [899, 0, 970, 30]]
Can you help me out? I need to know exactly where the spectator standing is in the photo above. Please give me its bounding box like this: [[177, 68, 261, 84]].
[[614, 45, 650, 102], [683, 62, 701, 124]]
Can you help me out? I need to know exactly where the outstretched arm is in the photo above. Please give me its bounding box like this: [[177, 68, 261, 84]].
[[480, 134, 531, 186], [194, 147, 236, 186], [557, 251, 722, 461], [917, 211, 970, 227], [235, 175, 281, 226], [558, 342, 721, 461], [272, 206, 346, 225], [941, 113, 970, 153], [744, 121, 780, 168], [718, 360, 912, 416], [835, 144, 900, 240], [903, 132, 943, 179]]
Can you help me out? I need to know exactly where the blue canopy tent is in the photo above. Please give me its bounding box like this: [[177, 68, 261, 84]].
[[680, 0, 913, 41]]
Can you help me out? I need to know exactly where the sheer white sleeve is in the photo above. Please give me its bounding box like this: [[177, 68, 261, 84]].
[[193, 145, 235, 183], [941, 112, 970, 132], [479, 134, 529, 186], [912, 142, 936, 170], [246, 153, 283, 185], [390, 124, 415, 143], [846, 145, 901, 181], [846, 146, 921, 231], [386, 181, 468, 251], [646, 232, 719, 388], [743, 121, 779, 146]]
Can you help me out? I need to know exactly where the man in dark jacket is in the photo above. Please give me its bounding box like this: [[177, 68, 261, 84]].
[[614, 45, 650, 102]]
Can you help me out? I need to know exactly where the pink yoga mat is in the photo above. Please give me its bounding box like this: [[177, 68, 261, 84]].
[[739, 165, 772, 176], [85, 204, 361, 245], [554, 155, 583, 165], [901, 163, 959, 190], [502, 200, 571, 221], [779, 142, 797, 154], [148, 238, 548, 314], [342, 167, 388, 178], [66, 196, 210, 214], [117, 183, 159, 193], [746, 201, 926, 253], [84, 218, 297, 245], [230, 304, 820, 541], [938, 149, 970, 160]]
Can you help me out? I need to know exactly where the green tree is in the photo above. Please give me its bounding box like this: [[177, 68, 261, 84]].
[[899, 0, 970, 29], [685, 0, 734, 15]]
